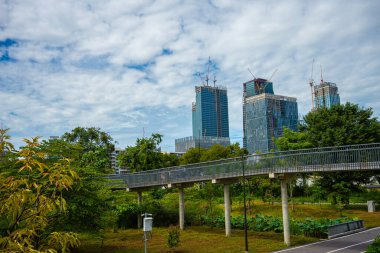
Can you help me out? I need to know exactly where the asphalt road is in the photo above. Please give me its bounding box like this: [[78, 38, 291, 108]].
[[272, 227, 380, 253]]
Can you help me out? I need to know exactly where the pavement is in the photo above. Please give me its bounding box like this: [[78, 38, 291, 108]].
[[272, 227, 380, 253]]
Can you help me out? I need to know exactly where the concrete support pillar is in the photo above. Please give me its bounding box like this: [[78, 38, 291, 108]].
[[280, 179, 291, 246], [179, 187, 185, 230], [224, 184, 231, 237], [137, 191, 142, 229], [367, 200, 376, 212]]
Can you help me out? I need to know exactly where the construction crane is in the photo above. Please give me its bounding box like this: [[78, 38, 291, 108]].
[[309, 59, 315, 110], [268, 68, 278, 82], [247, 68, 277, 95], [320, 64, 324, 84], [248, 68, 262, 94], [197, 72, 204, 86], [205, 56, 211, 86], [247, 68, 256, 79]]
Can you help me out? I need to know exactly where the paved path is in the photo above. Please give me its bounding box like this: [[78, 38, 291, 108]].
[[272, 227, 380, 253]]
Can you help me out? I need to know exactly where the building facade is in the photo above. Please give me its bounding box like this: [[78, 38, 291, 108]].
[[192, 85, 229, 138], [175, 136, 230, 152], [243, 79, 298, 154], [110, 148, 129, 174], [313, 81, 340, 109], [175, 84, 230, 152]]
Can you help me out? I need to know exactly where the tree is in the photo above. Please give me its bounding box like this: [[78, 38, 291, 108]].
[[40, 130, 114, 231], [275, 128, 312, 151], [180, 143, 247, 165], [62, 127, 114, 153], [179, 147, 206, 165], [201, 143, 247, 162], [0, 128, 17, 174], [200, 144, 229, 162], [275, 103, 380, 206], [0, 130, 80, 252], [302, 102, 380, 147], [118, 133, 168, 172], [167, 225, 180, 252], [61, 127, 115, 173]]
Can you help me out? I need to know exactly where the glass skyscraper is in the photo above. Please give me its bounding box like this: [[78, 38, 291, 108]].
[[192, 85, 229, 139], [243, 78, 298, 154], [175, 84, 230, 152]]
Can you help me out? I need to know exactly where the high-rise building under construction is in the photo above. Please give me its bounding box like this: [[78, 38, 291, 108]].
[[175, 82, 230, 152], [243, 78, 298, 154], [313, 81, 340, 109]]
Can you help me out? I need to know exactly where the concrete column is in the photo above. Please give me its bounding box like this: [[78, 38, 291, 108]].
[[281, 179, 291, 246], [224, 184, 231, 237], [367, 200, 376, 212], [179, 187, 185, 230], [137, 191, 142, 229]]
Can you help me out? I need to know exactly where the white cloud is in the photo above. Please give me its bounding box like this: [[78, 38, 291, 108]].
[[0, 0, 379, 150]]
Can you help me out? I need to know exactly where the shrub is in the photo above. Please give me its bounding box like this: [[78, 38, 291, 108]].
[[192, 213, 354, 239], [167, 225, 181, 252], [366, 236, 380, 253]]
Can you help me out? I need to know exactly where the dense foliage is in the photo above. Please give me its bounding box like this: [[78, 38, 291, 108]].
[[118, 133, 179, 172], [366, 236, 380, 253], [167, 225, 181, 251], [275, 103, 380, 206], [62, 127, 114, 153], [0, 129, 80, 252], [180, 143, 248, 165], [197, 213, 353, 238]]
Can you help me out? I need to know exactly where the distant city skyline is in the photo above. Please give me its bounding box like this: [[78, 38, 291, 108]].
[[1, 1, 379, 151]]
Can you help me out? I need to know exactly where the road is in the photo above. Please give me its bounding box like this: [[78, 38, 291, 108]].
[[272, 227, 380, 253]]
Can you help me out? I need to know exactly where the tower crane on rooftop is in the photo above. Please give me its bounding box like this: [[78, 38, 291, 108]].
[[309, 59, 315, 110]]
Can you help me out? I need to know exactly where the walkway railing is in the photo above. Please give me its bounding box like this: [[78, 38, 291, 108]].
[[108, 143, 380, 189]]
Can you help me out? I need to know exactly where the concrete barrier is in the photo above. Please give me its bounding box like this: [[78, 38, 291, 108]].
[[327, 220, 365, 239]]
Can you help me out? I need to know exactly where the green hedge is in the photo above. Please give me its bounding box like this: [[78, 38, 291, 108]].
[[366, 236, 380, 253], [196, 214, 353, 238]]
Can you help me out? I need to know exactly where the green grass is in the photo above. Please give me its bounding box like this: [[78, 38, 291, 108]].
[[74, 202, 380, 253], [231, 200, 380, 228], [74, 227, 317, 253]]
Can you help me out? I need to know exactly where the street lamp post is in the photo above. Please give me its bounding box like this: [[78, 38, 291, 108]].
[[242, 155, 248, 253]]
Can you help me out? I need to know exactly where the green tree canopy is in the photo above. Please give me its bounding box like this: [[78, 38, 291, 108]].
[[118, 133, 178, 172], [180, 143, 247, 165], [275, 102, 380, 206], [276, 103, 380, 150], [39, 128, 115, 230], [0, 130, 80, 252], [62, 127, 115, 153]]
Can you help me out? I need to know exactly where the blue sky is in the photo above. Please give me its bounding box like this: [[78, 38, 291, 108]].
[[1, 0, 379, 151]]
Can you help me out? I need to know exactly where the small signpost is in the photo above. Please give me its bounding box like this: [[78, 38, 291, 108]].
[[142, 213, 153, 253]]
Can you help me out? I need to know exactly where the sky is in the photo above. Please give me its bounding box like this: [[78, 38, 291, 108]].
[[0, 0, 379, 151]]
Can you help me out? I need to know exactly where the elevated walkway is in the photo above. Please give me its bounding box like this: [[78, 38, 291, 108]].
[[107, 143, 380, 247]]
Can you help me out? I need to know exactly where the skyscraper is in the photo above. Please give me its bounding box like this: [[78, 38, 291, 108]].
[[175, 83, 230, 152], [192, 85, 229, 139], [313, 81, 340, 109], [243, 78, 298, 154]]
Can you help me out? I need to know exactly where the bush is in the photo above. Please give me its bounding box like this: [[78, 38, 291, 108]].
[[117, 203, 141, 228], [167, 225, 181, 252], [117, 201, 179, 228], [366, 236, 380, 253], [192, 213, 354, 238]]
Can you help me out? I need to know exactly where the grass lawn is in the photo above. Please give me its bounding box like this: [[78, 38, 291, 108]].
[[74, 203, 379, 253], [74, 227, 317, 253]]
